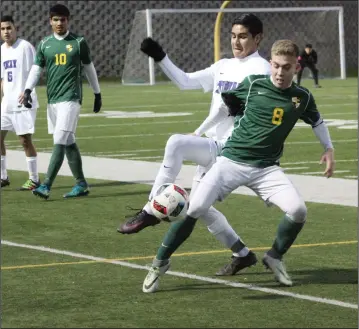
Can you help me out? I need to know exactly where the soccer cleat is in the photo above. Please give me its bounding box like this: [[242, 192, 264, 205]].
[[18, 179, 40, 191], [117, 210, 161, 234], [1, 177, 10, 188], [262, 253, 293, 286], [215, 250, 258, 276], [142, 261, 171, 293], [63, 183, 90, 198], [32, 184, 51, 200]]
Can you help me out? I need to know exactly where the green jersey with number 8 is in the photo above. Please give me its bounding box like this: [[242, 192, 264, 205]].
[[221, 74, 321, 167], [34, 32, 91, 104]]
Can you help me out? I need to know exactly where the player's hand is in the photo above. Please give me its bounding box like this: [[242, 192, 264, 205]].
[[19, 89, 32, 109], [319, 148, 335, 178], [93, 93, 102, 113], [140, 37, 166, 62]]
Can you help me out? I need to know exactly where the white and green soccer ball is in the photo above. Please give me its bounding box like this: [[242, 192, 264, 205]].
[[150, 183, 189, 222]]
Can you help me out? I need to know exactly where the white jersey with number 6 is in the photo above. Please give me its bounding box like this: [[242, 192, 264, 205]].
[[1, 38, 39, 112]]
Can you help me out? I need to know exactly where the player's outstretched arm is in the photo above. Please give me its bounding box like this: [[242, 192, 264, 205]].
[[193, 101, 230, 137], [140, 37, 215, 91]]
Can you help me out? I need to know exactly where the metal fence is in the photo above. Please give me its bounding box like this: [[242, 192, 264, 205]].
[[1, 0, 357, 78]]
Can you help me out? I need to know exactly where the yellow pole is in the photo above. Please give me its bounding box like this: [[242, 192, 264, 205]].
[[214, 0, 232, 62]]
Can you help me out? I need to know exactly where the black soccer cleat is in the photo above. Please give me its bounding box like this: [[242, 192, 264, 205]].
[[215, 250, 258, 276], [1, 177, 10, 188], [117, 210, 161, 234]]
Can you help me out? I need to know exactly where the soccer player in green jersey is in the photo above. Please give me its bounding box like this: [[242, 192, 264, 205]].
[[20, 4, 102, 200], [142, 39, 335, 292]]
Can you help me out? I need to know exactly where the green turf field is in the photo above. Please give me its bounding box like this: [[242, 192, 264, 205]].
[[1, 78, 358, 328]]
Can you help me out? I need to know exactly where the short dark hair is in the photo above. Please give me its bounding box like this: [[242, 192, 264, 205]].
[[305, 43, 313, 48], [1, 15, 15, 24], [232, 13, 263, 37], [49, 4, 70, 18]]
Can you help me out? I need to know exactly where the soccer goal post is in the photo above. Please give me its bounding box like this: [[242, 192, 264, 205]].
[[122, 6, 346, 85]]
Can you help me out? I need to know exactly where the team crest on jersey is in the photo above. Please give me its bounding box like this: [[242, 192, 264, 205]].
[[292, 97, 301, 109], [66, 44, 73, 52]]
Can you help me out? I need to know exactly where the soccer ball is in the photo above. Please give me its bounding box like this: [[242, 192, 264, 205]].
[[150, 183, 189, 222]]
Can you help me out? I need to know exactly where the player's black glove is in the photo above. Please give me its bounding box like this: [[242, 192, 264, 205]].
[[140, 37, 166, 62], [221, 92, 245, 117], [93, 93, 102, 113], [23, 89, 33, 109]]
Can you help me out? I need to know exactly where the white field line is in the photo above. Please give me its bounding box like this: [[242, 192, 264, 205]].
[[344, 176, 358, 179], [281, 159, 358, 165], [2, 240, 357, 310], [32, 114, 358, 130], [4, 135, 358, 144], [302, 170, 351, 175], [127, 156, 163, 160], [282, 167, 309, 171]]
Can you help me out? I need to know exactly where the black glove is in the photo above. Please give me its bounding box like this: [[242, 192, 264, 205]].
[[23, 89, 33, 109], [93, 93, 102, 113], [140, 37, 166, 62], [221, 92, 245, 117]]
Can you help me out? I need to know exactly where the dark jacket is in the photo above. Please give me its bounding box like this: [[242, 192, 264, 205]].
[[298, 49, 318, 65]]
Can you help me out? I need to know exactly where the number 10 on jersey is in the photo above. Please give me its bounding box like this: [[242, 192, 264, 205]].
[[55, 53, 67, 65]]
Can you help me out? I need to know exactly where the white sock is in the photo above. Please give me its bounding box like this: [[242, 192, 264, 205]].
[[1, 155, 7, 180], [205, 207, 242, 249], [233, 247, 250, 258], [143, 201, 154, 215], [26, 156, 39, 182]]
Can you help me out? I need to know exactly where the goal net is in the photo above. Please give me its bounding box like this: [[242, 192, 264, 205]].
[[122, 7, 345, 85]]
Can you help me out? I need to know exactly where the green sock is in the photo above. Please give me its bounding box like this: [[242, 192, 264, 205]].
[[268, 215, 305, 259], [156, 216, 198, 261], [65, 143, 86, 184], [43, 144, 65, 187]]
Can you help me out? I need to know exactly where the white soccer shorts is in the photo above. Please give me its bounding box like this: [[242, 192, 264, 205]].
[[47, 101, 81, 134], [1, 109, 37, 135]]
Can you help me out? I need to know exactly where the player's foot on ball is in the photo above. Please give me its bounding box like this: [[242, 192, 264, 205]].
[[18, 179, 40, 191], [142, 261, 170, 293], [32, 184, 51, 200], [117, 210, 161, 234], [1, 177, 10, 188], [63, 182, 90, 198], [215, 250, 258, 276]]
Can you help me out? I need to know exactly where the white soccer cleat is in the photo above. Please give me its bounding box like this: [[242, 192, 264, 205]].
[[262, 253, 293, 286], [142, 261, 171, 293]]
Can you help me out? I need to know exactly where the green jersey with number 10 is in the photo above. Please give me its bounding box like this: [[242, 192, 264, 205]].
[[35, 32, 92, 104], [221, 74, 320, 167]]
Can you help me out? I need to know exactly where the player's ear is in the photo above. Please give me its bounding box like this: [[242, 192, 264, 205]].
[[255, 33, 263, 46]]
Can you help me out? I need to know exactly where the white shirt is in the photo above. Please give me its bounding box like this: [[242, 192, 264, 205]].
[[159, 51, 271, 143], [1, 38, 39, 112]]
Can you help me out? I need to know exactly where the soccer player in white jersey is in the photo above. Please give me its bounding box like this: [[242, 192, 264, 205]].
[[118, 14, 271, 272], [1, 15, 40, 190]]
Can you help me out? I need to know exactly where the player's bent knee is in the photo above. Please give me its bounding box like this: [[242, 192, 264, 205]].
[[53, 130, 71, 145], [287, 201, 307, 223], [166, 134, 186, 151], [187, 199, 211, 219], [66, 133, 76, 145]]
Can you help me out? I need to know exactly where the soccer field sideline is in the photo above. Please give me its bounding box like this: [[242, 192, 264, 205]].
[[6, 150, 357, 207]]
